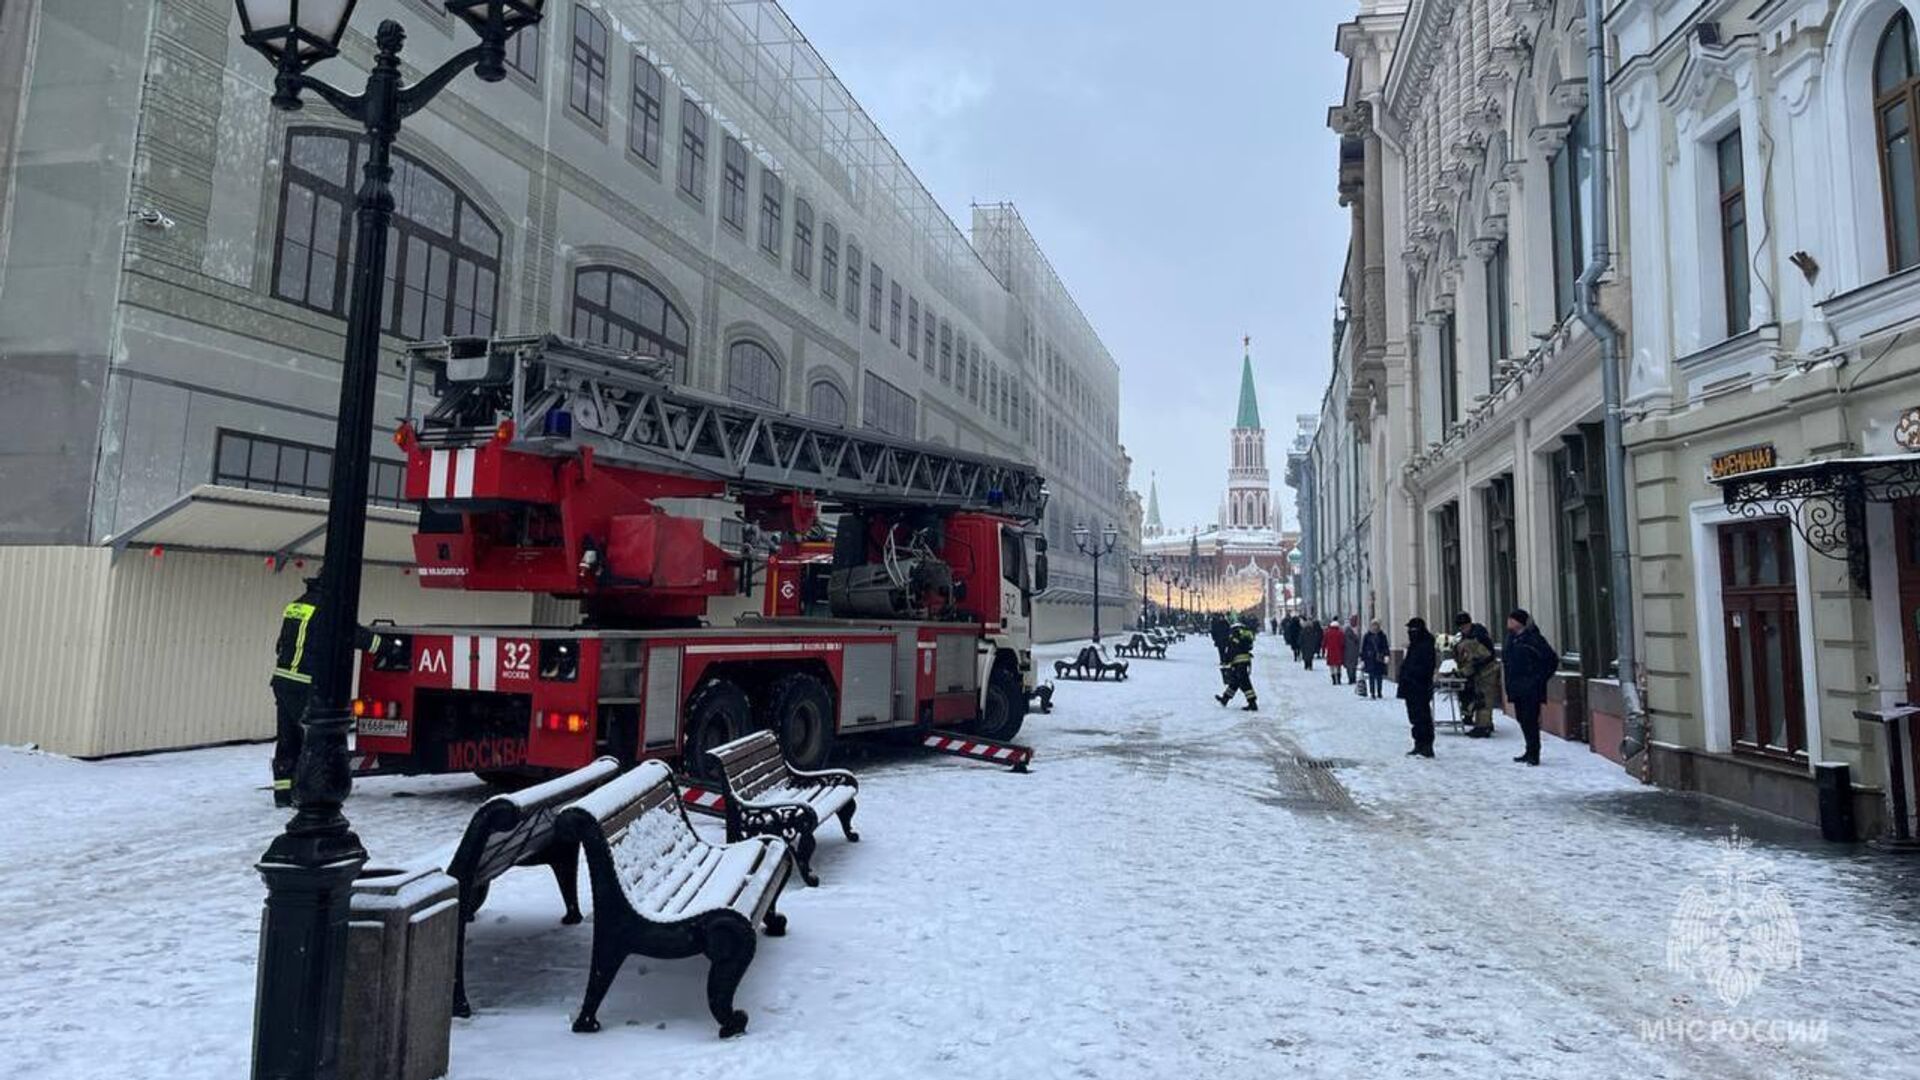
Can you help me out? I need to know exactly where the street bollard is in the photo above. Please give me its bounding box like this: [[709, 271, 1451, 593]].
[[341, 865, 461, 1080], [1854, 707, 1920, 852]]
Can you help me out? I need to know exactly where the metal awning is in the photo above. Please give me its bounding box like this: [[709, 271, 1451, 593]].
[[1714, 453, 1920, 593], [102, 484, 421, 568]]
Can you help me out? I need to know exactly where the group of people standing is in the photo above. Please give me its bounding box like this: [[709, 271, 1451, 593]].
[[1391, 609, 1559, 763], [1278, 612, 1391, 698]]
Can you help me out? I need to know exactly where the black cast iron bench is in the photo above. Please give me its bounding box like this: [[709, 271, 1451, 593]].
[[557, 760, 793, 1038], [1112, 633, 1167, 660], [704, 729, 859, 887], [1054, 644, 1129, 681], [445, 756, 622, 1017]]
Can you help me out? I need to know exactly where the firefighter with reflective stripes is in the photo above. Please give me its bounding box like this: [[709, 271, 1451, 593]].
[[1215, 620, 1258, 711], [271, 578, 379, 807]]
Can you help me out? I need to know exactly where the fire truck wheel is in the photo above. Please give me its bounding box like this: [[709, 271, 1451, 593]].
[[683, 678, 749, 783], [975, 666, 1026, 742], [768, 672, 835, 771]]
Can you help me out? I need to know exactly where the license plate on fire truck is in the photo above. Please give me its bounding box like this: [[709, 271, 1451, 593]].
[[355, 717, 408, 739]]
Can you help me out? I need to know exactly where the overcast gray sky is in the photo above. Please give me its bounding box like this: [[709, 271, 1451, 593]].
[[780, 0, 1354, 530]]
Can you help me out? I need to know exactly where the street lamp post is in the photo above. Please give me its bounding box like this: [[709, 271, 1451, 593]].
[[1128, 552, 1161, 629], [233, 3, 544, 1077], [1073, 521, 1119, 643]]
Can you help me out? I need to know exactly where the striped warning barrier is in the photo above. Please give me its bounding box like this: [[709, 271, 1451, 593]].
[[680, 783, 730, 817], [922, 733, 1033, 772]]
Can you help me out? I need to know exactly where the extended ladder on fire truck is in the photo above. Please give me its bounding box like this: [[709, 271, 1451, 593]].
[[399, 334, 1047, 522]]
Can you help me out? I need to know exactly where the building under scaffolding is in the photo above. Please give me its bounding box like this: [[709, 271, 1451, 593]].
[[0, 0, 1127, 755]]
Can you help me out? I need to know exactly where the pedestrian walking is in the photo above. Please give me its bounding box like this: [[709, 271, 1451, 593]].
[[1271, 616, 1280, 637], [1209, 612, 1235, 692], [1343, 616, 1362, 693], [1450, 612, 1499, 738], [1360, 619, 1390, 699], [1502, 608, 1560, 766], [1300, 615, 1324, 671], [1282, 614, 1301, 660], [1216, 620, 1259, 711], [1323, 615, 1347, 684], [1398, 617, 1438, 758]]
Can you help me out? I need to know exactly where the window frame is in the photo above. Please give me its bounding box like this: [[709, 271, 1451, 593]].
[[792, 197, 814, 282], [821, 221, 840, 300], [807, 377, 848, 427], [725, 338, 784, 410], [1549, 113, 1587, 320], [505, 20, 540, 83], [758, 166, 784, 260], [378, 154, 501, 342], [567, 4, 608, 127], [214, 428, 408, 508], [628, 51, 665, 167], [677, 96, 708, 204], [271, 128, 356, 318], [862, 371, 916, 439], [1485, 238, 1509, 377], [720, 135, 748, 234], [1717, 128, 1752, 337], [907, 296, 921, 361], [844, 241, 863, 320], [868, 261, 884, 333], [1875, 10, 1920, 274], [569, 265, 691, 380], [1437, 312, 1458, 428]]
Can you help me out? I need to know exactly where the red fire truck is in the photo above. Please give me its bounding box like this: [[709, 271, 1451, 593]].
[[351, 335, 1051, 783]]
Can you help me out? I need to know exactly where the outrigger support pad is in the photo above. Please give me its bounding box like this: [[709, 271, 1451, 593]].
[[922, 733, 1033, 773]]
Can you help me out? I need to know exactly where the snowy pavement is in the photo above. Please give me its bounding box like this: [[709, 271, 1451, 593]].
[[4, 634, 1918, 1079]]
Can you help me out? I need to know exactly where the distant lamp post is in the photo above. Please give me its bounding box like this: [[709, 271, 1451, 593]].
[[234, 2, 545, 1078], [1128, 552, 1161, 628], [1074, 521, 1119, 643]]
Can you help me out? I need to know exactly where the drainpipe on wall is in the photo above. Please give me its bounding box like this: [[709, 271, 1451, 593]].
[[1575, 0, 1651, 770]]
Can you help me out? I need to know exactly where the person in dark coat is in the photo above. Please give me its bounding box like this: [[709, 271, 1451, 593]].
[[1360, 619, 1390, 699], [1502, 608, 1560, 765], [1209, 613, 1235, 690], [1343, 616, 1363, 694], [1299, 616, 1324, 671], [1282, 614, 1301, 659], [1397, 617, 1438, 757]]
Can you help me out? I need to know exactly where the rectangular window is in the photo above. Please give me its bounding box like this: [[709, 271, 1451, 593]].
[[678, 97, 708, 203], [969, 343, 982, 404], [863, 372, 916, 439], [792, 197, 814, 282], [214, 429, 406, 508], [923, 308, 937, 369], [908, 296, 921, 360], [759, 167, 784, 259], [888, 281, 903, 346], [1485, 239, 1509, 376], [938, 321, 953, 381], [721, 136, 748, 233], [868, 261, 883, 332], [1438, 312, 1458, 427], [1717, 129, 1751, 337], [568, 6, 607, 126], [845, 243, 863, 320], [506, 21, 540, 81], [821, 221, 839, 300], [1549, 112, 1587, 320], [628, 54, 664, 165]]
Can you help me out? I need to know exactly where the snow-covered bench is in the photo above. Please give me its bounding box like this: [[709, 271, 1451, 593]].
[[1054, 644, 1128, 681], [1112, 633, 1166, 659], [556, 760, 792, 1038], [445, 757, 621, 1017], [704, 729, 859, 887]]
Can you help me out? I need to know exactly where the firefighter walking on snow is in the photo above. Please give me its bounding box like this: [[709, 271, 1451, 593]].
[[271, 578, 379, 807], [1216, 619, 1259, 711]]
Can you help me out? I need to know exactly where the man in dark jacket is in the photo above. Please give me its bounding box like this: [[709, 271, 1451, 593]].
[[1397, 617, 1438, 757], [1360, 619, 1390, 699], [271, 578, 381, 807], [1299, 616, 1324, 671], [1209, 613, 1235, 690], [1502, 608, 1560, 766], [1281, 614, 1301, 659], [1216, 621, 1259, 711]]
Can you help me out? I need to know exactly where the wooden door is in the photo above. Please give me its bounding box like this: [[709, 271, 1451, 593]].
[[1719, 520, 1806, 758]]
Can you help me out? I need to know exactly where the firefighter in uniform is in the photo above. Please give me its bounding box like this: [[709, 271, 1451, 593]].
[[271, 579, 379, 807], [1215, 620, 1259, 711]]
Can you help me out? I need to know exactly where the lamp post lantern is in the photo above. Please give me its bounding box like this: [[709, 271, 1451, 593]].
[[1073, 521, 1119, 643], [1128, 552, 1161, 629], [234, 3, 545, 1077]]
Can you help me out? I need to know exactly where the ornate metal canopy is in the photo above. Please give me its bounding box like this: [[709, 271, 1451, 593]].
[[1715, 454, 1920, 593]]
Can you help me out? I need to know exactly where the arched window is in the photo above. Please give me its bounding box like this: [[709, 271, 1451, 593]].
[[570, 266, 689, 377], [272, 128, 501, 340], [726, 340, 783, 408], [1875, 10, 1920, 271], [807, 378, 848, 426]]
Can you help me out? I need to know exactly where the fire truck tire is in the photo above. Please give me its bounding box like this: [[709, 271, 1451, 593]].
[[768, 672, 835, 771], [975, 666, 1026, 742], [683, 678, 749, 782]]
